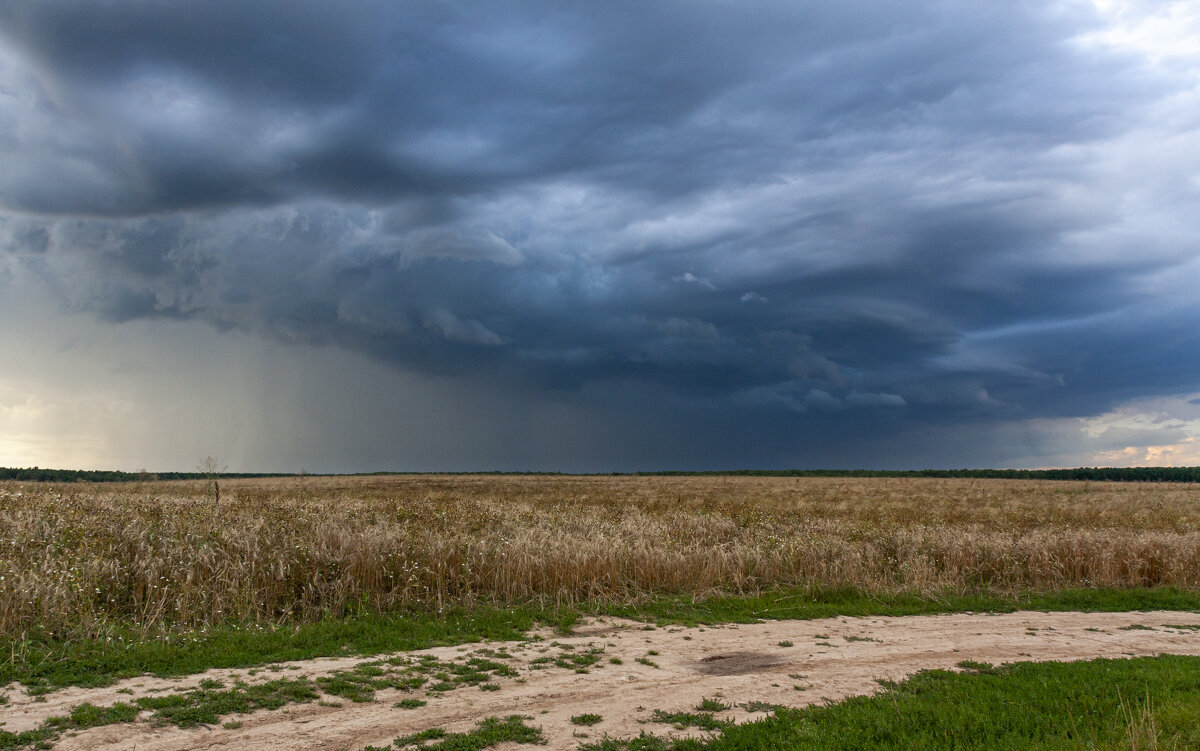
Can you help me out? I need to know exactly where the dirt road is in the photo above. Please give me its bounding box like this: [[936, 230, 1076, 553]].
[[5, 610, 1200, 750]]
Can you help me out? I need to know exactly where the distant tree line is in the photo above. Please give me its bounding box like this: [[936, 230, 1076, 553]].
[[4, 466, 1200, 483], [0, 468, 290, 483], [635, 467, 1200, 482]]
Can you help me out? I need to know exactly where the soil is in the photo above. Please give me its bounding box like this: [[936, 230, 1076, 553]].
[[4, 609, 1200, 750]]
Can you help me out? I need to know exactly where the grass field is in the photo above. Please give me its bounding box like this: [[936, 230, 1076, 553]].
[[3, 474, 1200, 640]]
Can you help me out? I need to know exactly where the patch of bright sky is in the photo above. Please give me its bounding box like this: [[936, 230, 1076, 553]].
[[0, 386, 126, 469], [1079, 1, 1200, 71], [1080, 392, 1200, 466]]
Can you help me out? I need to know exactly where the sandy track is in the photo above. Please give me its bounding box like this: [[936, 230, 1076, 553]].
[[5, 610, 1200, 750]]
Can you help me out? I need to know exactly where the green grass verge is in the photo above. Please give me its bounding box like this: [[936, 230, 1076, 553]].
[[0, 605, 576, 694], [582, 655, 1200, 750], [593, 585, 1200, 627], [2, 586, 1198, 693]]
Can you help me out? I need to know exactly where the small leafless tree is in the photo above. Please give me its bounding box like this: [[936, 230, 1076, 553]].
[[198, 456, 226, 506]]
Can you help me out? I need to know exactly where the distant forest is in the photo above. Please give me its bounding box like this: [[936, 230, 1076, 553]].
[[3, 466, 1200, 483], [0, 468, 290, 482], [637, 467, 1200, 482]]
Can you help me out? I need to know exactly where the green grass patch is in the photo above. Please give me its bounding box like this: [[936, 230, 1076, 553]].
[[3, 586, 1199, 692], [650, 709, 732, 732], [392, 715, 544, 749], [1, 678, 322, 750], [595, 585, 1200, 627], [394, 698, 427, 709], [49, 701, 141, 729], [955, 660, 1001, 675], [739, 701, 780, 713], [134, 677, 318, 728], [572, 713, 604, 726], [584, 655, 1200, 750]]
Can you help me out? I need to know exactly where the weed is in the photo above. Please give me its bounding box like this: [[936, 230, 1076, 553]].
[[650, 709, 731, 731], [572, 713, 603, 726], [394, 715, 543, 750], [954, 661, 998, 676], [135, 677, 318, 727], [394, 698, 427, 709]]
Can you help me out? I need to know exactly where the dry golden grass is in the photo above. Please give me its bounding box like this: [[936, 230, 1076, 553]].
[[2, 475, 1199, 638]]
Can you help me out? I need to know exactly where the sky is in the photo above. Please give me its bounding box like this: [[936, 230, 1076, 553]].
[[1, 0, 1199, 473]]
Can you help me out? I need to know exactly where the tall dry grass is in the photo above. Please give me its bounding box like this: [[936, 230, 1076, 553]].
[[2, 475, 1199, 638]]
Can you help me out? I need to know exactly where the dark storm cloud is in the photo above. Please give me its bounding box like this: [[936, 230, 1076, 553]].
[[1, 0, 1199, 467]]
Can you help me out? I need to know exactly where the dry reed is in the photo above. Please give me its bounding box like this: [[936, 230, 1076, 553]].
[[2, 475, 1199, 638]]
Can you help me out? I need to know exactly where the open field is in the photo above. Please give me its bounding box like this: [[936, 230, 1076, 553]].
[[3, 474, 1200, 639]]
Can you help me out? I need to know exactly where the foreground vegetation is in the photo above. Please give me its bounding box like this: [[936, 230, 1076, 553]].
[[3, 475, 1200, 641], [5, 651, 1199, 750], [581, 656, 1200, 750]]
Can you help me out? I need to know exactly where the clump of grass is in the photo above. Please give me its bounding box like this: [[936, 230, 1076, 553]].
[[49, 701, 142, 729], [394, 698, 426, 709], [955, 660, 1001, 675], [0, 677, 320, 750], [571, 713, 603, 726], [650, 709, 732, 731], [134, 677, 318, 727], [695, 697, 729, 712], [739, 700, 779, 713], [393, 715, 543, 749]]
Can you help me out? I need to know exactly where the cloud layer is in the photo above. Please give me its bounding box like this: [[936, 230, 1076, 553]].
[[1, 0, 1199, 469]]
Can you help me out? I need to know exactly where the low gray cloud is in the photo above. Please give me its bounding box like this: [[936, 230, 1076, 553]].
[[1, 0, 1198, 469]]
